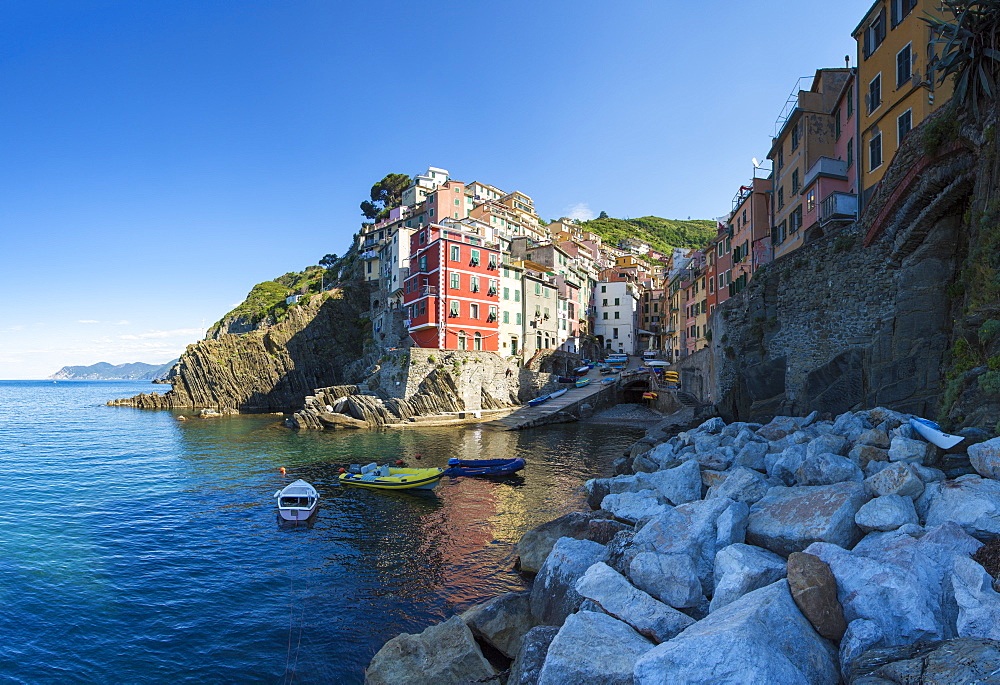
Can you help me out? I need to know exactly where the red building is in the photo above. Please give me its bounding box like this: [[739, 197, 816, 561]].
[[403, 224, 502, 351]]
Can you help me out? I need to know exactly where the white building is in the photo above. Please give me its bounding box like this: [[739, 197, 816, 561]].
[[498, 263, 525, 357], [401, 166, 450, 207], [593, 281, 640, 354]]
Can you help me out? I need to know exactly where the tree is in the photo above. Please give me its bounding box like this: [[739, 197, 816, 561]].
[[319, 253, 339, 268], [598, 210, 609, 219], [925, 1, 1000, 121], [360, 173, 412, 219]]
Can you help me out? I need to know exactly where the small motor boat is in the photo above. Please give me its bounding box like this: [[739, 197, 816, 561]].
[[575, 378, 592, 388], [527, 394, 551, 407], [339, 463, 443, 490], [573, 366, 591, 376], [444, 457, 526, 477], [550, 388, 568, 399], [910, 417, 964, 449], [274, 479, 320, 521]]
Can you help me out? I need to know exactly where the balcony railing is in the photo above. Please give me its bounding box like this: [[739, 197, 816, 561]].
[[803, 156, 849, 189], [421, 286, 438, 296], [819, 192, 858, 225]]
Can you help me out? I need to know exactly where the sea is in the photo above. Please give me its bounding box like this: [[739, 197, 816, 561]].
[[0, 380, 641, 684]]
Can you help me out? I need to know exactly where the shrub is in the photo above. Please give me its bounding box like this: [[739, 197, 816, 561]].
[[832, 235, 855, 252], [980, 319, 1000, 345], [979, 370, 1000, 395]]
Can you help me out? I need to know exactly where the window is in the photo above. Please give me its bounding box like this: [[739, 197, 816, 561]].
[[418, 256, 428, 272], [503, 287, 509, 300], [898, 109, 913, 143], [450, 300, 460, 316], [870, 132, 883, 170], [847, 138, 854, 169], [451, 272, 460, 289], [470, 303, 479, 319], [470, 276, 480, 292], [454, 198, 460, 206], [867, 74, 882, 113], [718, 274, 725, 289], [544, 288, 549, 298], [790, 206, 803, 233], [534, 282, 541, 295], [474, 332, 482, 351], [503, 310, 509, 323], [602, 312, 608, 320], [834, 107, 842, 140], [602, 298, 608, 306], [777, 147, 784, 170], [544, 307, 550, 318], [470, 249, 480, 266], [777, 186, 785, 209], [807, 189, 816, 213], [450, 245, 460, 261], [601, 285, 607, 293], [847, 87, 854, 118], [488, 306, 498, 322], [516, 313, 522, 325], [535, 305, 541, 317], [614, 311, 620, 319], [614, 298, 620, 306], [791, 122, 800, 151], [514, 290, 520, 302], [458, 330, 467, 350], [891, 0, 917, 27], [863, 8, 886, 58], [613, 328, 619, 339], [897, 43, 912, 87], [791, 169, 800, 194]]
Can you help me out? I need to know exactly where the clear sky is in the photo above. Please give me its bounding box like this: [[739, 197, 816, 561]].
[[0, 0, 874, 379]]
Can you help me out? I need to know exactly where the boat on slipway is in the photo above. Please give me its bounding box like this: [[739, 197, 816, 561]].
[[575, 378, 592, 388], [339, 463, 444, 490], [274, 480, 320, 521]]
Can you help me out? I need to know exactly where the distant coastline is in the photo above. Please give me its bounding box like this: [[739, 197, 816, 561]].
[[48, 360, 177, 381]]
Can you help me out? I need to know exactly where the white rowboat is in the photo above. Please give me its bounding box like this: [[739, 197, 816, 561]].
[[274, 479, 320, 521]]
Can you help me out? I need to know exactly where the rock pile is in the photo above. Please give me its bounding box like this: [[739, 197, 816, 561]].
[[364, 408, 1000, 684]]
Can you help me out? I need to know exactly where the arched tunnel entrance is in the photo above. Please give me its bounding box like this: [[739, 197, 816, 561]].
[[621, 378, 651, 403]]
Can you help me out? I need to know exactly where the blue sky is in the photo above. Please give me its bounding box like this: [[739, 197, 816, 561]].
[[0, 0, 873, 379]]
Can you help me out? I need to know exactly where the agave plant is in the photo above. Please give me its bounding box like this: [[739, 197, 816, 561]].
[[925, 0, 1000, 120]]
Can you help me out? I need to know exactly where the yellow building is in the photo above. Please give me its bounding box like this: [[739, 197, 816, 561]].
[[852, 0, 952, 206]]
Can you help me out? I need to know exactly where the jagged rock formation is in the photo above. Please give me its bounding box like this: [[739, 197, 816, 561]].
[[289, 348, 554, 429], [109, 282, 374, 413]]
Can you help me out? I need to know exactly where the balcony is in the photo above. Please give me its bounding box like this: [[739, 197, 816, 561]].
[[359, 250, 378, 260], [803, 156, 848, 189], [420, 286, 438, 296], [819, 192, 859, 225]]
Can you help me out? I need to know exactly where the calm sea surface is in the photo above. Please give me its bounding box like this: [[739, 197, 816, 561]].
[[0, 380, 640, 684]]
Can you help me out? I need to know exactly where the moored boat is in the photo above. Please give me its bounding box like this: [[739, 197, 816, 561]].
[[339, 463, 443, 490], [527, 394, 551, 407], [910, 417, 964, 449], [444, 457, 526, 477], [274, 479, 320, 521], [550, 388, 568, 399], [575, 378, 592, 388]]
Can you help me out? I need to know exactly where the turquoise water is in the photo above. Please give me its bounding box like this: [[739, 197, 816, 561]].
[[0, 380, 640, 683]]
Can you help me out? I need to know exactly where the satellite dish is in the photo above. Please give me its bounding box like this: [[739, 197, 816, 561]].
[[751, 157, 760, 167]]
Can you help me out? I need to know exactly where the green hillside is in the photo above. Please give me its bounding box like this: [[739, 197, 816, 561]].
[[577, 216, 717, 256]]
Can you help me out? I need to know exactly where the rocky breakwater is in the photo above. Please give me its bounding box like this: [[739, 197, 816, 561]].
[[364, 407, 1000, 684], [289, 348, 559, 429]]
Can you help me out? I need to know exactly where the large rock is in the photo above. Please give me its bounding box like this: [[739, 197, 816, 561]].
[[633, 580, 839, 685], [864, 462, 925, 498], [747, 481, 870, 556], [575, 562, 694, 643], [968, 437, 1000, 480], [757, 416, 806, 441], [584, 478, 611, 510], [847, 637, 1000, 685], [536, 611, 652, 685], [631, 497, 749, 595], [644, 459, 702, 505], [601, 490, 669, 524], [924, 475, 1000, 539], [848, 443, 891, 470], [806, 522, 984, 673], [732, 441, 769, 471], [461, 591, 536, 659], [767, 443, 808, 486], [888, 435, 934, 464], [365, 615, 495, 685], [508, 625, 559, 685], [952, 555, 1000, 640], [706, 466, 769, 504], [515, 510, 612, 574], [807, 434, 848, 458], [795, 452, 864, 486], [855, 428, 891, 449], [629, 552, 703, 609], [786, 551, 847, 641], [529, 537, 605, 625], [854, 494, 918, 532], [710, 543, 787, 612]]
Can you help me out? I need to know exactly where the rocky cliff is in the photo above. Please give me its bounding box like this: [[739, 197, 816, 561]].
[[109, 272, 374, 413]]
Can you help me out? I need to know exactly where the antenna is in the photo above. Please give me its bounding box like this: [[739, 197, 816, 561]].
[[751, 157, 760, 168], [845, 55, 850, 68]]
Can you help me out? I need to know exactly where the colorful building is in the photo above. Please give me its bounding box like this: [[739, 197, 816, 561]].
[[728, 178, 772, 297], [403, 224, 502, 352], [852, 0, 953, 207]]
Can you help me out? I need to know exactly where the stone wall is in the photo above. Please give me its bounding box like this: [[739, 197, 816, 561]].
[[712, 110, 975, 424]]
